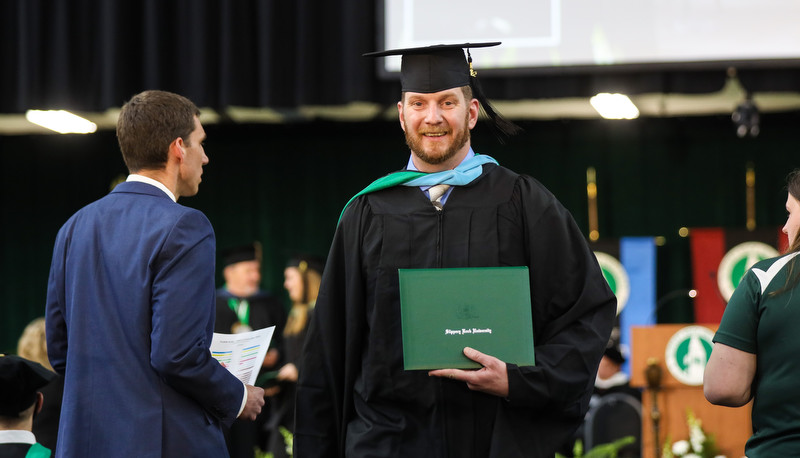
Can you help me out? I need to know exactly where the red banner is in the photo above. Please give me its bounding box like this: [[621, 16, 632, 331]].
[[690, 228, 727, 323], [690, 227, 787, 324]]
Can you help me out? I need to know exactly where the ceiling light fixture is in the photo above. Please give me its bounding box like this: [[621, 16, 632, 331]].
[[590, 93, 640, 119], [732, 95, 760, 138], [25, 110, 97, 134]]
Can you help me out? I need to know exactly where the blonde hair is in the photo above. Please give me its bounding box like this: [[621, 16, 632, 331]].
[[17, 317, 53, 371], [284, 268, 322, 336]]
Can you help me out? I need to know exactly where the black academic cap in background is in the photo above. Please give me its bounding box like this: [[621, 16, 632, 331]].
[[604, 339, 627, 365], [221, 242, 262, 268], [0, 355, 56, 416], [363, 42, 521, 142], [286, 254, 326, 275]]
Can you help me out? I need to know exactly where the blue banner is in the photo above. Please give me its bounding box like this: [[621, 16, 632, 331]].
[[619, 236, 657, 375]]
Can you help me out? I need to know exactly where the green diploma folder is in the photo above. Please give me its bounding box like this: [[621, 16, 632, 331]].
[[398, 266, 535, 370]]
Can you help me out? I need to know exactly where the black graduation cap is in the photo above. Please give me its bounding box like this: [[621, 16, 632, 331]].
[[604, 339, 626, 365], [364, 42, 500, 93], [286, 254, 325, 275], [286, 254, 325, 304], [0, 355, 56, 416], [221, 242, 262, 268], [363, 42, 521, 141]]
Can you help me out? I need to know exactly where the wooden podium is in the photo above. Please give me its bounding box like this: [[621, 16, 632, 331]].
[[630, 324, 751, 458]]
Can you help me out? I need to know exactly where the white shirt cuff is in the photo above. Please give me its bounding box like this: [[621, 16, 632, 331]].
[[237, 381, 248, 417]]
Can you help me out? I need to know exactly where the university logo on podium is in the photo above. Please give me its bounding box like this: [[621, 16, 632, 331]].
[[717, 241, 779, 301], [665, 325, 715, 386]]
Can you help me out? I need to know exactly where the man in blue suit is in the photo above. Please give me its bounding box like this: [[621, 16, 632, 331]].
[[45, 90, 265, 457]]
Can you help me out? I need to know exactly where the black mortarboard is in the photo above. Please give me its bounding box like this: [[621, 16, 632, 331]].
[[363, 42, 521, 141], [286, 254, 325, 304], [286, 255, 325, 275], [604, 340, 626, 365], [221, 242, 262, 268], [0, 355, 56, 416], [363, 42, 500, 93]]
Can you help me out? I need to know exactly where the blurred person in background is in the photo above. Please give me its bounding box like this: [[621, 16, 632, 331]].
[[266, 255, 324, 458], [0, 355, 57, 458], [16, 318, 62, 452], [592, 337, 640, 402], [216, 242, 286, 457]]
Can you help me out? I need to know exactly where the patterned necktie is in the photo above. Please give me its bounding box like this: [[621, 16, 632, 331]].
[[428, 184, 451, 211]]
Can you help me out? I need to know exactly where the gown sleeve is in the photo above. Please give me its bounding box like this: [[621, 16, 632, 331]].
[[294, 199, 366, 457], [506, 176, 617, 419]]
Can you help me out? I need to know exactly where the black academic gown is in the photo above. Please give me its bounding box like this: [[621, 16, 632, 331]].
[[295, 163, 616, 458], [31, 375, 63, 451], [214, 289, 287, 338]]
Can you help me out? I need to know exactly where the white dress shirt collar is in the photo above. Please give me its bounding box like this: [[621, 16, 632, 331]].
[[126, 174, 177, 202], [0, 430, 37, 444]]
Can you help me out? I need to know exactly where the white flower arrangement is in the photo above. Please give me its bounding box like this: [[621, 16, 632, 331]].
[[672, 440, 690, 456], [662, 409, 724, 458]]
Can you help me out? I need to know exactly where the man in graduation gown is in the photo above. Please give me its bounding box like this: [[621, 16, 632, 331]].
[[45, 90, 265, 457], [295, 43, 617, 457], [216, 243, 287, 343]]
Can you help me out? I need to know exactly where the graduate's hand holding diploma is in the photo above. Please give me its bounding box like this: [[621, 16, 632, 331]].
[[428, 347, 509, 398]]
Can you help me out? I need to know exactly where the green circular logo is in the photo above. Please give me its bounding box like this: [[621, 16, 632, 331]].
[[594, 251, 629, 316], [717, 242, 779, 301], [665, 325, 715, 386]]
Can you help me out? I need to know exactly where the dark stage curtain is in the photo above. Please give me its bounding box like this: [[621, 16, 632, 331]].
[[3, 0, 800, 114], [0, 0, 377, 113]]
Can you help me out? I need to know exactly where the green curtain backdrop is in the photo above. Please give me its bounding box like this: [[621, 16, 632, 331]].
[[1, 113, 796, 352]]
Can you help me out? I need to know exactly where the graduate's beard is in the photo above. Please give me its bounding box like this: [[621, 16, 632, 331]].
[[405, 112, 471, 166]]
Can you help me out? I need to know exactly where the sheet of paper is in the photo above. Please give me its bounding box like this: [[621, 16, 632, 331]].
[[210, 326, 275, 386]]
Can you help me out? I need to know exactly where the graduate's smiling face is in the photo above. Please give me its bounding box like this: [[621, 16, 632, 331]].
[[398, 86, 479, 171]]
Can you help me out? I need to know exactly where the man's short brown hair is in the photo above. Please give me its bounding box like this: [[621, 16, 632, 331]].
[[116, 90, 200, 173]]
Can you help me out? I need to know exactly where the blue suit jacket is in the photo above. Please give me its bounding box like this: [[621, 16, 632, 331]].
[[46, 182, 244, 457]]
